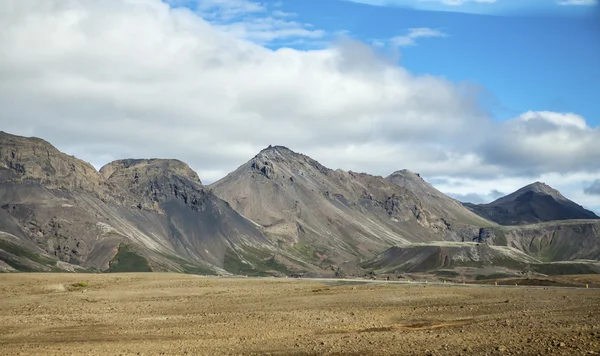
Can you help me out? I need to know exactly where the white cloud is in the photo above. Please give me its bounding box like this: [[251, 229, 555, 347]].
[[585, 179, 600, 195], [435, 172, 600, 211], [419, 0, 496, 5], [558, 0, 597, 5], [347, 0, 496, 6], [390, 28, 448, 46], [271, 10, 296, 17], [0, 0, 598, 211], [180, 0, 323, 44], [196, 0, 266, 20]]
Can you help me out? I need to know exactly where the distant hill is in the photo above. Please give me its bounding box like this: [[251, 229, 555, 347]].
[[464, 182, 599, 225]]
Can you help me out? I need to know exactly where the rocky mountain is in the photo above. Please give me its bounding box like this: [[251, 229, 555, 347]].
[[1, 132, 599, 278], [209, 146, 494, 274], [387, 170, 490, 226], [0, 131, 271, 274], [0, 131, 107, 194], [464, 182, 599, 225]]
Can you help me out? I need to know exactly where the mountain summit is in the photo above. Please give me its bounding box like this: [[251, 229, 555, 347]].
[[464, 182, 599, 225], [386, 170, 490, 226], [209, 146, 493, 274]]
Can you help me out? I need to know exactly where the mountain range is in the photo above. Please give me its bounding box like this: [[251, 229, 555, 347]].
[[1, 131, 599, 278]]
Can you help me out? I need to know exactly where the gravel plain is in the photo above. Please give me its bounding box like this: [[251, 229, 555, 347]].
[[0, 273, 599, 355]]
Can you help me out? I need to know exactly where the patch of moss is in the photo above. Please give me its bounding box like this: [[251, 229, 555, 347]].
[[414, 248, 445, 272], [160, 254, 216, 275], [532, 263, 595, 275], [181, 264, 216, 275], [489, 257, 528, 270], [475, 273, 513, 280], [223, 249, 249, 274], [1, 257, 38, 272], [107, 244, 151, 273], [493, 229, 508, 246], [223, 248, 295, 276], [434, 270, 459, 277], [0, 240, 56, 266]]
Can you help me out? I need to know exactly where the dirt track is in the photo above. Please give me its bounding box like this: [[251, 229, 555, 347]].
[[1, 274, 599, 355]]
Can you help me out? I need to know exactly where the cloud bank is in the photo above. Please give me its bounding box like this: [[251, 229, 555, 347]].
[[0, 0, 598, 210], [585, 180, 600, 195]]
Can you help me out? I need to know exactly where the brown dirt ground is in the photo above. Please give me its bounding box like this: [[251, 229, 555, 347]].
[[0, 273, 599, 356]]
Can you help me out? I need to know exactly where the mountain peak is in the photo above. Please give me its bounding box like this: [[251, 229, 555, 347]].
[[502, 181, 566, 202], [259, 145, 291, 153], [389, 169, 423, 180], [0, 131, 103, 192], [255, 145, 297, 161], [520, 181, 562, 197], [465, 181, 599, 225], [100, 158, 201, 184]]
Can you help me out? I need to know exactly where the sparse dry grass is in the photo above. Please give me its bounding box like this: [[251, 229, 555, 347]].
[[0, 273, 599, 355]]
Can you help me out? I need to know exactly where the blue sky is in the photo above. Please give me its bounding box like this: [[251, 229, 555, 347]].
[[169, 0, 600, 211], [270, 0, 600, 123], [170, 0, 599, 123], [2, 0, 599, 212]]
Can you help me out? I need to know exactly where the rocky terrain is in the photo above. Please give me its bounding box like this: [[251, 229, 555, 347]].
[[1, 273, 599, 356], [464, 182, 599, 225], [1, 131, 599, 278], [0, 131, 271, 274], [209, 145, 497, 275]]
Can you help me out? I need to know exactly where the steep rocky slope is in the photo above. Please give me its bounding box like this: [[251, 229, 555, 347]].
[[387, 170, 492, 226], [98, 158, 272, 269], [464, 182, 599, 225], [476, 220, 600, 262], [0, 131, 107, 195], [209, 146, 493, 272], [2, 131, 599, 277], [0, 132, 272, 273], [367, 220, 600, 276], [362, 242, 541, 274]]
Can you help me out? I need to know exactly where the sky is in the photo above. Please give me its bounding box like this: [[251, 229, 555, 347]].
[[0, 0, 599, 213]]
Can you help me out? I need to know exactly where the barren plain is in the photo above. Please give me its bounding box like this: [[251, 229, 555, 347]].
[[1, 273, 599, 355]]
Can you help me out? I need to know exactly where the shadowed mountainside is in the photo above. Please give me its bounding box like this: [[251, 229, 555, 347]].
[[0, 132, 272, 274], [464, 182, 599, 225]]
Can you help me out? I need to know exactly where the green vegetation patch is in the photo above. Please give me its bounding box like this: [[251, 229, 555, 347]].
[[434, 270, 459, 278], [224, 247, 295, 276], [475, 273, 513, 281], [0, 239, 56, 265], [161, 253, 216, 275], [107, 244, 152, 273], [0, 239, 58, 272], [493, 229, 508, 246], [532, 263, 595, 275]]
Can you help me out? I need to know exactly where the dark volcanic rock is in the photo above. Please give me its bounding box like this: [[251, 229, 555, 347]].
[[464, 182, 599, 225]]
